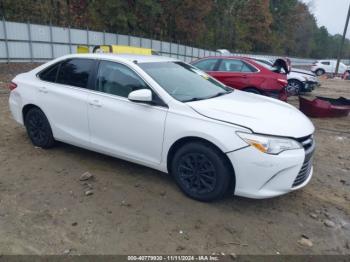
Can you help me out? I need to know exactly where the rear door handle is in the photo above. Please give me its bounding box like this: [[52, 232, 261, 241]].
[[39, 86, 48, 93], [241, 75, 248, 78], [89, 99, 102, 108]]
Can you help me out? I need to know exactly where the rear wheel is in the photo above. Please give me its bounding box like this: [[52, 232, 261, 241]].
[[24, 108, 55, 148], [315, 69, 325, 76], [244, 88, 261, 95], [171, 142, 232, 201]]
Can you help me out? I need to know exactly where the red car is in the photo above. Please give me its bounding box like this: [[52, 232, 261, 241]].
[[191, 56, 289, 101]]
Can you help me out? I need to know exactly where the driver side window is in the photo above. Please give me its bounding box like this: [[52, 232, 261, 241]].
[[96, 61, 149, 98]]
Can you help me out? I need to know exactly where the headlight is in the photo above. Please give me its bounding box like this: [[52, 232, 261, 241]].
[[237, 132, 302, 155]]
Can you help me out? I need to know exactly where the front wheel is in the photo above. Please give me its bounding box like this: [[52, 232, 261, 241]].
[[315, 69, 325, 76], [287, 79, 302, 96], [171, 142, 233, 201], [24, 108, 55, 148]]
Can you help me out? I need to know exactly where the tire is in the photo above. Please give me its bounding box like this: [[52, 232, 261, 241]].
[[24, 108, 55, 148], [244, 88, 261, 95], [287, 79, 302, 96], [315, 69, 325, 76], [171, 142, 233, 202]]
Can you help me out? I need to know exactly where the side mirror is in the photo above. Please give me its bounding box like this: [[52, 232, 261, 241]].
[[128, 89, 152, 103]]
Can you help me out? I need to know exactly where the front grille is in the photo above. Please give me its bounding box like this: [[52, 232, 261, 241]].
[[292, 135, 315, 187], [293, 158, 313, 187], [296, 135, 313, 151]]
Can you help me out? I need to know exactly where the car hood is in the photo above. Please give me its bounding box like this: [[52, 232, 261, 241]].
[[288, 71, 317, 82], [187, 90, 315, 138], [273, 58, 291, 74], [291, 68, 315, 76]]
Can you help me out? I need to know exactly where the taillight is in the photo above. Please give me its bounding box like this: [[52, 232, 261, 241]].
[[277, 78, 288, 86], [9, 82, 17, 91]]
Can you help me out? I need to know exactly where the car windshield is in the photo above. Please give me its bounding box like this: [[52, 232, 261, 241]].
[[254, 59, 284, 73], [139, 61, 232, 102], [254, 60, 275, 70], [255, 59, 273, 67]]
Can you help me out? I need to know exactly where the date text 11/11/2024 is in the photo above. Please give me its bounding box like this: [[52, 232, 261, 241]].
[[127, 255, 220, 261]]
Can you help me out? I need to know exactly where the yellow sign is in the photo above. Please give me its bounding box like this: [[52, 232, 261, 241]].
[[77, 45, 156, 56]]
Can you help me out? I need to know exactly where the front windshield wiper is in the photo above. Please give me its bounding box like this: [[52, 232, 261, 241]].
[[182, 97, 207, 102], [182, 90, 232, 103], [206, 90, 233, 99]]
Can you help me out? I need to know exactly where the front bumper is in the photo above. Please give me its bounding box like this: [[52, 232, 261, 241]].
[[227, 137, 315, 199], [302, 81, 318, 92]]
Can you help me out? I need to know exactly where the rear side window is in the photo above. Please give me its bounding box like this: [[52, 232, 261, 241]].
[[39, 63, 60, 82], [218, 59, 257, 72], [56, 59, 94, 88], [192, 59, 219, 71], [242, 62, 258, 72], [321, 61, 330, 65]]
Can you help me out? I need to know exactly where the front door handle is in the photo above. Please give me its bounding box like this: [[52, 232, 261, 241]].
[[89, 99, 102, 108], [39, 87, 48, 93]]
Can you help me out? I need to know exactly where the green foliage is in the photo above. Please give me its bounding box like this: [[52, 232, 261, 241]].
[[0, 0, 347, 58]]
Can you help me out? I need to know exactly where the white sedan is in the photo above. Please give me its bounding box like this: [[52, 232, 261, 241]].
[[8, 54, 315, 201], [252, 58, 319, 94]]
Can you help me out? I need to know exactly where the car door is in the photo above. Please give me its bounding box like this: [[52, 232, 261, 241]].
[[87, 60, 168, 165], [321, 61, 332, 73], [330, 61, 337, 73], [210, 59, 251, 89], [37, 58, 94, 147]]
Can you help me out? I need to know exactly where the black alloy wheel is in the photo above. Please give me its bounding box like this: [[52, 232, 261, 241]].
[[25, 108, 55, 148], [171, 142, 233, 201], [177, 152, 217, 194]]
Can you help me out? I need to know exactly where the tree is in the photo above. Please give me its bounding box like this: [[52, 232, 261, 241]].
[[311, 26, 330, 58], [237, 0, 273, 52], [269, 0, 299, 54], [292, 2, 318, 57], [0, 0, 349, 58]]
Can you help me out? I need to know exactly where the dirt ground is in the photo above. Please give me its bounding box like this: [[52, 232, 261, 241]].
[[0, 63, 349, 255]]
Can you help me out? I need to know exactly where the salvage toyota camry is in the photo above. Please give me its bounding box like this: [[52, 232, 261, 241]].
[[8, 54, 315, 201]]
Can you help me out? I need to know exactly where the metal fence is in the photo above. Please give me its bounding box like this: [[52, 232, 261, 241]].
[[0, 18, 318, 65], [0, 19, 222, 63]]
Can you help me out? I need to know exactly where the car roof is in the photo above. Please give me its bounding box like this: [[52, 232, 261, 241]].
[[202, 55, 252, 59], [195, 56, 261, 62], [59, 53, 179, 63], [195, 55, 266, 64], [251, 57, 273, 62]]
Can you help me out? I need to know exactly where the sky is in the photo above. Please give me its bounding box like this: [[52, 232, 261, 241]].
[[300, 0, 350, 36]]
